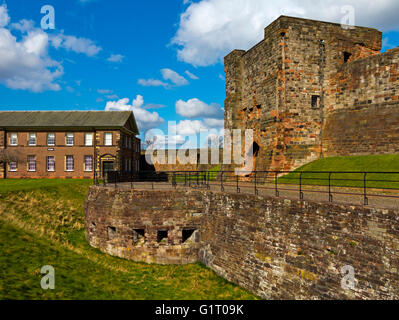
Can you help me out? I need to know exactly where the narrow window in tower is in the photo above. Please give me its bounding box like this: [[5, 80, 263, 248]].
[[311, 95, 320, 109], [344, 52, 352, 63]]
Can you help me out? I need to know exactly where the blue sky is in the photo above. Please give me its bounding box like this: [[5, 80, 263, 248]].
[[1, 0, 399, 147]]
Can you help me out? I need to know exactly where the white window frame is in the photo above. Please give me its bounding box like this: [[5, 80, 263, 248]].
[[104, 133, 113, 146], [9, 133, 18, 146], [47, 156, 55, 172], [28, 156, 36, 172], [85, 133, 93, 146], [9, 161, 17, 172], [47, 133, 55, 146], [84, 155, 93, 172], [28, 133, 37, 146], [66, 133, 74, 146], [65, 155, 74, 172]]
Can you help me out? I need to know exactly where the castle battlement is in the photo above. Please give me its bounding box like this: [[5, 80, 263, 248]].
[[224, 16, 398, 172]]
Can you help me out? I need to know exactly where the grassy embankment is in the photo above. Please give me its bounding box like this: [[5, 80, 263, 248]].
[[278, 155, 399, 190], [0, 178, 256, 300]]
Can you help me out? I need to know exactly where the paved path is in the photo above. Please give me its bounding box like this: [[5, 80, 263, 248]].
[[100, 181, 399, 210]]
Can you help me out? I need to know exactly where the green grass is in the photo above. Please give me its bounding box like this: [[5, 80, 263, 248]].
[[175, 165, 221, 182], [0, 179, 257, 300], [0, 179, 93, 195], [278, 155, 399, 190]]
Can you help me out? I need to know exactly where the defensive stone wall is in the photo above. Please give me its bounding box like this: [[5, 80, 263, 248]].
[[85, 187, 202, 264], [323, 48, 399, 156], [85, 186, 399, 299], [224, 15, 399, 172]]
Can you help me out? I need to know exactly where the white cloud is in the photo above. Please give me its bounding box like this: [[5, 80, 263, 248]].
[[11, 19, 34, 33], [50, 33, 102, 57], [185, 70, 199, 80], [97, 89, 113, 94], [105, 96, 164, 131], [107, 54, 124, 63], [106, 94, 119, 99], [138, 78, 169, 88], [161, 68, 189, 86], [0, 4, 10, 27], [172, 0, 399, 66], [0, 5, 104, 92], [0, 25, 63, 92], [139, 68, 189, 88], [8, 16, 101, 58], [175, 98, 224, 119], [203, 118, 224, 128], [171, 120, 208, 136], [151, 134, 187, 147]]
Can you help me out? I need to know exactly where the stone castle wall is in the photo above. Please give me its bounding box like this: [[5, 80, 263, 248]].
[[85, 187, 202, 264], [224, 16, 398, 172], [85, 186, 399, 299], [323, 48, 399, 156]]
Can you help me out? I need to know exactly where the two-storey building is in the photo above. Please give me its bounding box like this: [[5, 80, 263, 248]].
[[0, 111, 140, 179]]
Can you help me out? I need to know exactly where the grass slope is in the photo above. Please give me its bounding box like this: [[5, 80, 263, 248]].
[[0, 179, 256, 300], [279, 155, 399, 190]]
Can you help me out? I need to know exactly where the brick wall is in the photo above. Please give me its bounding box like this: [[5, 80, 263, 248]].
[[85, 186, 399, 299], [2, 130, 140, 179]]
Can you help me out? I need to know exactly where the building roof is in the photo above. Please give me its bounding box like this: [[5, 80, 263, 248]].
[[0, 111, 139, 134]]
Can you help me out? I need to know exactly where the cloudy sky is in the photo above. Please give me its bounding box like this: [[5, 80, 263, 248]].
[[1, 0, 398, 147]]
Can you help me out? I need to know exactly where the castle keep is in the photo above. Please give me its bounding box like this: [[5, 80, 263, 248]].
[[225, 16, 399, 172]]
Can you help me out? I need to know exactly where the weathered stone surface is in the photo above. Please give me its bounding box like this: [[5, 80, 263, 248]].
[[85, 186, 399, 300], [85, 187, 203, 265], [224, 15, 398, 172]]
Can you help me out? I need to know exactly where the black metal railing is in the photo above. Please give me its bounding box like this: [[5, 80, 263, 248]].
[[95, 170, 399, 205]]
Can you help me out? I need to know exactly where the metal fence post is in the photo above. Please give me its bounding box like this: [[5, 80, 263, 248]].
[[329, 172, 333, 202], [237, 175, 240, 193], [254, 171, 258, 195], [364, 173, 368, 205], [221, 172, 224, 192], [275, 171, 279, 197], [185, 173, 187, 186], [299, 172, 304, 200]]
